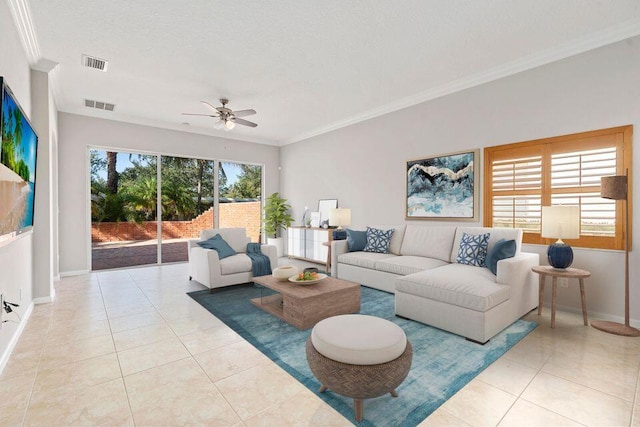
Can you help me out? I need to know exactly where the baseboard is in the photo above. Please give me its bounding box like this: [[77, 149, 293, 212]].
[[60, 269, 90, 277], [542, 302, 640, 328], [0, 302, 34, 376], [53, 274, 60, 281]]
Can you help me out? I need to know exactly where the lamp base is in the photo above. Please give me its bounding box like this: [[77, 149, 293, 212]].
[[547, 242, 574, 269], [591, 320, 640, 337]]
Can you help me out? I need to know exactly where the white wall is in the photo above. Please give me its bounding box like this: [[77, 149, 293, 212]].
[[57, 113, 281, 274], [0, 0, 35, 367], [281, 36, 640, 325]]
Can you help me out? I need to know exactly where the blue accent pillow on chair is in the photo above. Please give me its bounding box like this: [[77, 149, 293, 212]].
[[346, 229, 367, 252], [197, 234, 237, 259], [364, 226, 394, 254], [456, 232, 491, 267], [485, 238, 517, 275]]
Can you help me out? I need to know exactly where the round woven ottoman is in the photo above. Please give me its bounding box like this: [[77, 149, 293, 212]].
[[306, 314, 412, 422]]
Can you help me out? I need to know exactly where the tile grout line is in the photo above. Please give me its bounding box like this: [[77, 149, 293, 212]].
[[99, 271, 138, 427]]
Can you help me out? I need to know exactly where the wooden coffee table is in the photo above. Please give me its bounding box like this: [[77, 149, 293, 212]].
[[251, 275, 360, 330]]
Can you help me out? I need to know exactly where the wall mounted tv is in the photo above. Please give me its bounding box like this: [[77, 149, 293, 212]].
[[0, 77, 38, 239]]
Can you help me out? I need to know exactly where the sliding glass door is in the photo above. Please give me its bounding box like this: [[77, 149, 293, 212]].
[[90, 150, 262, 270], [90, 150, 158, 270], [160, 156, 215, 263]]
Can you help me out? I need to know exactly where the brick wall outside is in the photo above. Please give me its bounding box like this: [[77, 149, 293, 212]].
[[91, 202, 262, 243]]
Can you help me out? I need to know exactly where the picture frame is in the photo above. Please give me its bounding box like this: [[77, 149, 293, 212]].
[[309, 212, 321, 227], [317, 199, 338, 223], [406, 149, 479, 221]]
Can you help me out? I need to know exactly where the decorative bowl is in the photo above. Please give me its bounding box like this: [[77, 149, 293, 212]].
[[288, 273, 328, 285], [272, 266, 299, 281]]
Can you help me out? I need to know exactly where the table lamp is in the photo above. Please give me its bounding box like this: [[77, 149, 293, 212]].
[[328, 208, 351, 229], [541, 205, 580, 269], [591, 172, 640, 336]]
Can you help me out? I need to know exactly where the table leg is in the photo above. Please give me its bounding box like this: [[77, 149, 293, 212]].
[[538, 274, 545, 315], [326, 245, 331, 273], [579, 278, 588, 326], [551, 276, 558, 328]]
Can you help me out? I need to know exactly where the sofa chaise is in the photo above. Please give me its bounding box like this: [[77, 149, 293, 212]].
[[330, 225, 539, 343]]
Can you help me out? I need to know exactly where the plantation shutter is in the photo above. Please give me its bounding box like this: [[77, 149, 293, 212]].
[[484, 126, 631, 250]]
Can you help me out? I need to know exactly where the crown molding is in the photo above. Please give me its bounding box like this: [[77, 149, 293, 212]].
[[283, 18, 640, 145], [7, 0, 41, 65]]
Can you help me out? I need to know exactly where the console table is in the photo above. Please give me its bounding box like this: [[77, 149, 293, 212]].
[[287, 227, 333, 266], [532, 265, 591, 328]]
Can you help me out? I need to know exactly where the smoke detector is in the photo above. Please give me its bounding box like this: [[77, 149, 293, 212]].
[[84, 99, 115, 111], [81, 54, 108, 72]]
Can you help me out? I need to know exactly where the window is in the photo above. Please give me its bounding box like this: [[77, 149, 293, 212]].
[[484, 126, 632, 250]]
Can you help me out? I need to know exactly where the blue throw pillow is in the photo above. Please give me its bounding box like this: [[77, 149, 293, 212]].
[[456, 232, 490, 267], [485, 238, 517, 275], [364, 226, 394, 254], [346, 229, 367, 252], [197, 234, 237, 259]]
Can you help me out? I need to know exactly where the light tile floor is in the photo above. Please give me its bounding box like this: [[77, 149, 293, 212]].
[[1, 261, 639, 426]]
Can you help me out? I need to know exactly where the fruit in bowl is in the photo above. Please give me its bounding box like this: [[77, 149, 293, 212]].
[[296, 271, 318, 281]]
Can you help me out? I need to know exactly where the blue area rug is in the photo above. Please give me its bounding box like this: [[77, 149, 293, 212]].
[[188, 284, 536, 426]]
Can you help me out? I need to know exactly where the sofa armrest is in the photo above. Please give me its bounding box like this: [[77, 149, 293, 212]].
[[189, 246, 222, 288], [496, 252, 539, 287], [188, 239, 201, 251], [331, 240, 349, 277], [260, 244, 278, 269]]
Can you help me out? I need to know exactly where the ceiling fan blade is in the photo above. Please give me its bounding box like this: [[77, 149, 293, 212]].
[[200, 101, 222, 112], [232, 109, 256, 118], [233, 118, 258, 128], [181, 112, 219, 117]]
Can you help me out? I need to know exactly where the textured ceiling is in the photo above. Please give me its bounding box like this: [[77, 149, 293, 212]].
[[26, 0, 640, 145]]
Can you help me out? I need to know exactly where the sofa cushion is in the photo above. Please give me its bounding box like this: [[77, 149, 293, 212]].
[[346, 229, 367, 252], [219, 254, 252, 275], [344, 225, 406, 255], [200, 228, 251, 253], [374, 256, 448, 276], [400, 225, 456, 262], [485, 239, 517, 275], [364, 227, 394, 253], [395, 264, 510, 312], [450, 227, 523, 263], [456, 232, 490, 267], [338, 252, 396, 270], [197, 234, 237, 259]]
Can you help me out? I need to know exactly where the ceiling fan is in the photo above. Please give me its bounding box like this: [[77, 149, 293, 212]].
[[182, 98, 257, 131]]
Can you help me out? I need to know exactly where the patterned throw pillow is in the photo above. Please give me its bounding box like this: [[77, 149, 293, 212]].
[[456, 232, 490, 267], [363, 226, 394, 254]]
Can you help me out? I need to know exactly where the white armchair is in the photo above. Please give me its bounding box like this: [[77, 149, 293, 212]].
[[188, 228, 278, 289]]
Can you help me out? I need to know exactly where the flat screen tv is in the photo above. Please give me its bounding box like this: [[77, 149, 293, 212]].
[[0, 77, 38, 238]]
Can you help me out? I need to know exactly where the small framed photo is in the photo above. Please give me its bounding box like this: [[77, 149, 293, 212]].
[[309, 212, 321, 227]]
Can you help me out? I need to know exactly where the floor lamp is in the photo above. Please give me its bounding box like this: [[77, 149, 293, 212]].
[[591, 171, 640, 337]]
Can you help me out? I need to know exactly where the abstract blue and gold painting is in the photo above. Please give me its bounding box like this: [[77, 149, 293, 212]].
[[406, 149, 478, 220]]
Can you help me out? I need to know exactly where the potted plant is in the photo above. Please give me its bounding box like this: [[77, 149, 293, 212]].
[[264, 192, 294, 257]]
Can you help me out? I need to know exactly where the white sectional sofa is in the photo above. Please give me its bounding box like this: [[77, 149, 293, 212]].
[[188, 228, 278, 289], [330, 225, 539, 343]]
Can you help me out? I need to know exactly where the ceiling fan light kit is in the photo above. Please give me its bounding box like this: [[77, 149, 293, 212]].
[[182, 98, 257, 131]]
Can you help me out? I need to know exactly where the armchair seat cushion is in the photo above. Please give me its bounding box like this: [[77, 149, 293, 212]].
[[219, 254, 253, 275]]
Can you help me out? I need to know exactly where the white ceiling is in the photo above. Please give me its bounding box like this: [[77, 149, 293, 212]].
[[23, 0, 640, 145]]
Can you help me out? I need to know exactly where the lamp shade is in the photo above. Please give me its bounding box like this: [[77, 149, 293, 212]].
[[541, 206, 580, 240], [601, 175, 627, 200], [328, 208, 351, 227]]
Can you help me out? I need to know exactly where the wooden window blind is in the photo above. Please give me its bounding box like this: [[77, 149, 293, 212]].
[[484, 126, 632, 250]]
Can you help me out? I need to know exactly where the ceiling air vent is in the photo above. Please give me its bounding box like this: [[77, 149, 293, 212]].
[[84, 99, 115, 111], [81, 54, 109, 72]]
